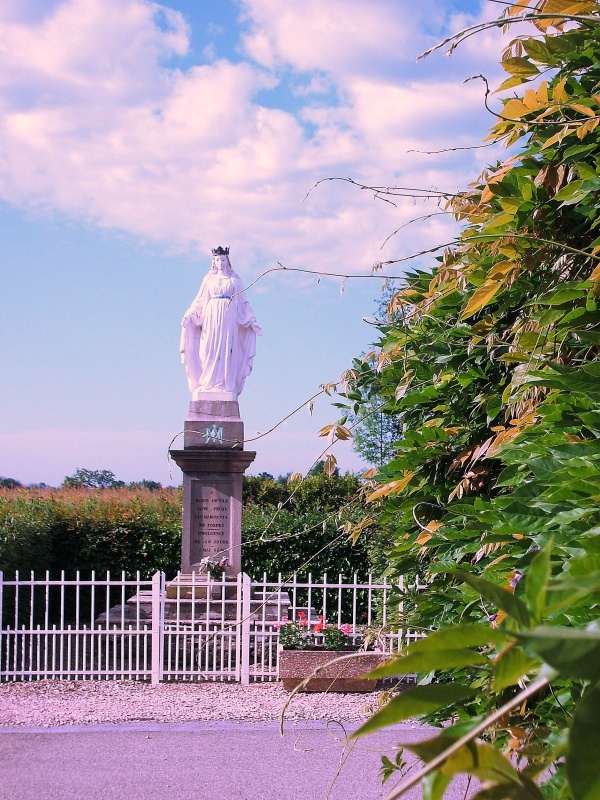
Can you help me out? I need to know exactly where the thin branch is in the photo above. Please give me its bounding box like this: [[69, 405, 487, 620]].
[[380, 212, 452, 250], [229, 233, 599, 300], [407, 142, 497, 154], [418, 13, 599, 61], [303, 176, 460, 203]]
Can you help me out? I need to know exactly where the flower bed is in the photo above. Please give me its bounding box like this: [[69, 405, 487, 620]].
[[279, 650, 388, 692], [277, 615, 388, 692]]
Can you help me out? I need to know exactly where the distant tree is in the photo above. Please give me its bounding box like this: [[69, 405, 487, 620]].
[[0, 477, 22, 489], [62, 468, 125, 489], [348, 396, 402, 467], [128, 480, 162, 491]]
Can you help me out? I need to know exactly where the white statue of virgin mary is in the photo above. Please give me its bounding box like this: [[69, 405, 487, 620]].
[[180, 247, 262, 400]]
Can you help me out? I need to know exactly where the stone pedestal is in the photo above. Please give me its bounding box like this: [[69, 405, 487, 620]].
[[169, 399, 256, 576]]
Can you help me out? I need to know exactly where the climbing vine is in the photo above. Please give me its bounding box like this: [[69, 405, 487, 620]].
[[339, 2, 600, 798]]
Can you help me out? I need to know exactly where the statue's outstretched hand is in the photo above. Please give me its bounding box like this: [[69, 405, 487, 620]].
[[251, 322, 263, 335]]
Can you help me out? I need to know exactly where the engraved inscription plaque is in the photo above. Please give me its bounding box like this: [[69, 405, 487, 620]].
[[190, 479, 232, 567]]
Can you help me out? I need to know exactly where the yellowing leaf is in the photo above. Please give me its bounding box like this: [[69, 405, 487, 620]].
[[318, 423, 352, 441], [541, 126, 573, 151], [487, 426, 526, 458], [461, 282, 502, 319], [502, 98, 530, 119], [323, 453, 337, 477], [334, 424, 353, 441], [488, 260, 517, 280], [577, 118, 600, 139], [485, 211, 518, 231], [570, 103, 596, 118], [498, 197, 522, 214], [537, 81, 549, 106], [480, 185, 494, 203], [508, 0, 532, 15], [523, 88, 540, 110], [443, 427, 464, 436], [552, 77, 568, 104], [366, 472, 414, 503], [318, 424, 335, 438], [416, 531, 432, 546], [588, 265, 600, 282], [494, 75, 528, 94], [543, 0, 596, 13]]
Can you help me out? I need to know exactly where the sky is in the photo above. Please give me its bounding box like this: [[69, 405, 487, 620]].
[[0, 0, 508, 487]]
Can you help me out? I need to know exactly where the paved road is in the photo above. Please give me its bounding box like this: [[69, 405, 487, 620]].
[[0, 721, 472, 800]]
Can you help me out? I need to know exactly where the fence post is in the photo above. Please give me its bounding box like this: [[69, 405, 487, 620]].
[[240, 573, 251, 685], [151, 571, 164, 685], [0, 571, 3, 680]]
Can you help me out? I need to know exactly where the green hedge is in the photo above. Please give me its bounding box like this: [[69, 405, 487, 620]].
[[0, 474, 376, 581], [0, 487, 182, 579]]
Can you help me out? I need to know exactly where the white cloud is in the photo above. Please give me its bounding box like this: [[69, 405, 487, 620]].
[[0, 0, 505, 278], [238, 0, 416, 75], [0, 0, 188, 107]]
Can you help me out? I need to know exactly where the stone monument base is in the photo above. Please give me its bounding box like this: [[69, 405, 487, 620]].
[[125, 581, 291, 623], [170, 399, 256, 578], [184, 399, 243, 449]]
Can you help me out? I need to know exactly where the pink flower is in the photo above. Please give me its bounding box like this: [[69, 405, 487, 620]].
[[340, 624, 353, 635]]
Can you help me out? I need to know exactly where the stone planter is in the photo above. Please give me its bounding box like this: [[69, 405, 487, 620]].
[[279, 649, 388, 693]]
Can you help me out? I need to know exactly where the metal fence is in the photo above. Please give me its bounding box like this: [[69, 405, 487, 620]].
[[0, 570, 426, 684]]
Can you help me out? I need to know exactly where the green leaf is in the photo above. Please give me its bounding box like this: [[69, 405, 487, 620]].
[[421, 770, 452, 800], [368, 648, 489, 678], [552, 180, 585, 202], [522, 38, 555, 65], [515, 624, 600, 681], [407, 623, 506, 651], [471, 781, 545, 799], [493, 647, 539, 692], [405, 737, 542, 796], [533, 284, 587, 305], [502, 56, 540, 77], [486, 396, 503, 422], [552, 571, 600, 593], [351, 684, 476, 738], [567, 682, 600, 800], [447, 570, 531, 627], [525, 541, 552, 623]]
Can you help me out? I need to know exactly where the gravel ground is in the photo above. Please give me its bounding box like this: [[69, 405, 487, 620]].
[[0, 680, 388, 728]]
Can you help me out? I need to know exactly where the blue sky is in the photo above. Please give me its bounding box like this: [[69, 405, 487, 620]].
[[0, 0, 506, 486]]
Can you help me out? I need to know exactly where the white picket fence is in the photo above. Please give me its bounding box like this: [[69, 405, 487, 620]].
[[0, 571, 426, 684]]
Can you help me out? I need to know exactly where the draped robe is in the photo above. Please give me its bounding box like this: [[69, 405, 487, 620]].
[[180, 270, 259, 399]]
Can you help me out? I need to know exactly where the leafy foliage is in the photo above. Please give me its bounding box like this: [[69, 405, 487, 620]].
[[341, 2, 600, 798], [242, 472, 377, 579]]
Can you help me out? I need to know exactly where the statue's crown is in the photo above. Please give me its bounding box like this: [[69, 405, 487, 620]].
[[212, 246, 229, 255]]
